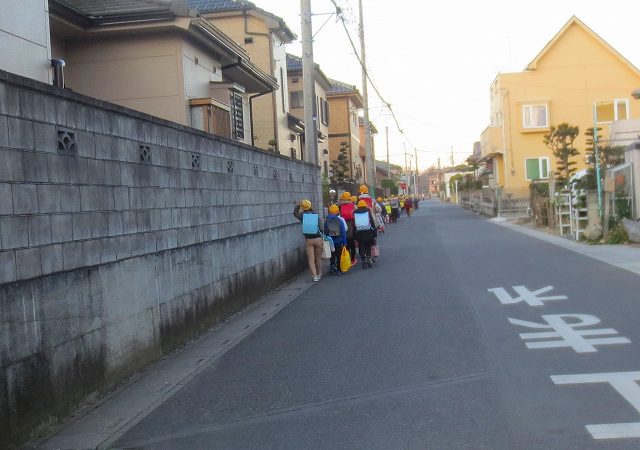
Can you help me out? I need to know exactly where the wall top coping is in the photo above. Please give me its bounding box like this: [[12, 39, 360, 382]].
[[0, 69, 318, 169]]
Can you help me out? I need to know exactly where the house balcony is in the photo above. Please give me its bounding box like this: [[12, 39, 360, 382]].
[[610, 118, 640, 147]]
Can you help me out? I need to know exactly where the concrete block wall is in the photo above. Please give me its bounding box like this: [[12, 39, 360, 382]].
[[0, 69, 321, 446]]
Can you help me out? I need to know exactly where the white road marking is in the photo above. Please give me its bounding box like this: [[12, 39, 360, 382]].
[[552, 371, 640, 439], [509, 314, 630, 353], [487, 286, 568, 306]]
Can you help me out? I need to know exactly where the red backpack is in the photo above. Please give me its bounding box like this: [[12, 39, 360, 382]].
[[359, 195, 373, 208], [340, 202, 355, 220]]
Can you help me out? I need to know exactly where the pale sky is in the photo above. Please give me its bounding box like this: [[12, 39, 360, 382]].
[[255, 0, 640, 171]]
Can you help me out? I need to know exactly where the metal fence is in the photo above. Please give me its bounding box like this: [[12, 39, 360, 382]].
[[498, 197, 531, 218], [460, 189, 530, 218]]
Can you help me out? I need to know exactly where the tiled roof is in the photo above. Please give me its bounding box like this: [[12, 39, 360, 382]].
[[188, 0, 296, 41], [54, 0, 172, 17], [376, 160, 402, 171], [286, 53, 303, 71], [186, 0, 255, 14], [327, 78, 358, 94], [286, 54, 333, 89]]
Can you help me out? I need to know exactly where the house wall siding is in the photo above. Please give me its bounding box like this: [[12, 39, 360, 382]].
[[0, 69, 320, 447], [59, 33, 185, 125], [287, 73, 330, 167], [181, 38, 224, 107], [207, 14, 279, 152], [0, 0, 52, 83]]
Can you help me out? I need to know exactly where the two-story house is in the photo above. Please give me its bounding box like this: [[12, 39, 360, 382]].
[[327, 79, 364, 184], [188, 0, 297, 154], [286, 53, 332, 171], [49, 0, 277, 145], [375, 160, 402, 194], [480, 16, 640, 198]]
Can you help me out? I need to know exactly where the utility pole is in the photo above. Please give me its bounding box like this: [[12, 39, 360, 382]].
[[408, 157, 414, 195], [593, 107, 603, 220], [358, 0, 374, 195], [437, 156, 441, 197], [301, 0, 317, 167], [403, 142, 408, 193], [414, 147, 418, 195], [385, 124, 390, 196]]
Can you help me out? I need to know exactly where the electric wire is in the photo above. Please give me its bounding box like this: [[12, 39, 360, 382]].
[[328, 0, 471, 168], [328, 0, 404, 136]]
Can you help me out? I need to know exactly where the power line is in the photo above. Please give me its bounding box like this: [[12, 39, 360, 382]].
[[329, 0, 406, 139], [387, 149, 471, 156], [328, 0, 474, 169]]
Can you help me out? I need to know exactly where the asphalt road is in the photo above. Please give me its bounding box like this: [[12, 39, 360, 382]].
[[114, 201, 640, 449]]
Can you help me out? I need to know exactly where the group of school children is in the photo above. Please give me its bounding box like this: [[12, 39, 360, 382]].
[[293, 185, 420, 282]]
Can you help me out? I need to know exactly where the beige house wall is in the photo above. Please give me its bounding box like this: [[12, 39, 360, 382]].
[[205, 13, 290, 153], [59, 33, 185, 124], [483, 20, 640, 197], [271, 33, 291, 155], [180, 38, 252, 145], [51, 29, 254, 145], [328, 97, 349, 169], [328, 96, 362, 182], [0, 0, 52, 83], [181, 38, 223, 102]]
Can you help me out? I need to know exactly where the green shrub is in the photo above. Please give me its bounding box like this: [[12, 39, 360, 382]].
[[607, 222, 628, 244]]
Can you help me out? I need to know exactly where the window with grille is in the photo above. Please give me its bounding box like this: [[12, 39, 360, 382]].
[[230, 92, 244, 140]]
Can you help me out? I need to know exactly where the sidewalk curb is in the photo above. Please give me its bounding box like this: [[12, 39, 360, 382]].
[[36, 272, 316, 449], [489, 218, 640, 276]]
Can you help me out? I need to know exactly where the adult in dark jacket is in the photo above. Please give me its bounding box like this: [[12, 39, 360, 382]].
[[293, 199, 323, 281], [353, 200, 377, 268]]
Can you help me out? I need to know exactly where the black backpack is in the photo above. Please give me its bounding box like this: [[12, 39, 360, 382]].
[[326, 217, 341, 237]]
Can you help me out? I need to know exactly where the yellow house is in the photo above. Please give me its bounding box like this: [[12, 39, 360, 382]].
[[480, 16, 640, 197], [327, 79, 364, 184], [191, 1, 297, 154]]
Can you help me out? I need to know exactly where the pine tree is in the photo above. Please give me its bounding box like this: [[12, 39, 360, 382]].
[[585, 127, 625, 175], [329, 142, 354, 186], [543, 123, 580, 187]]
